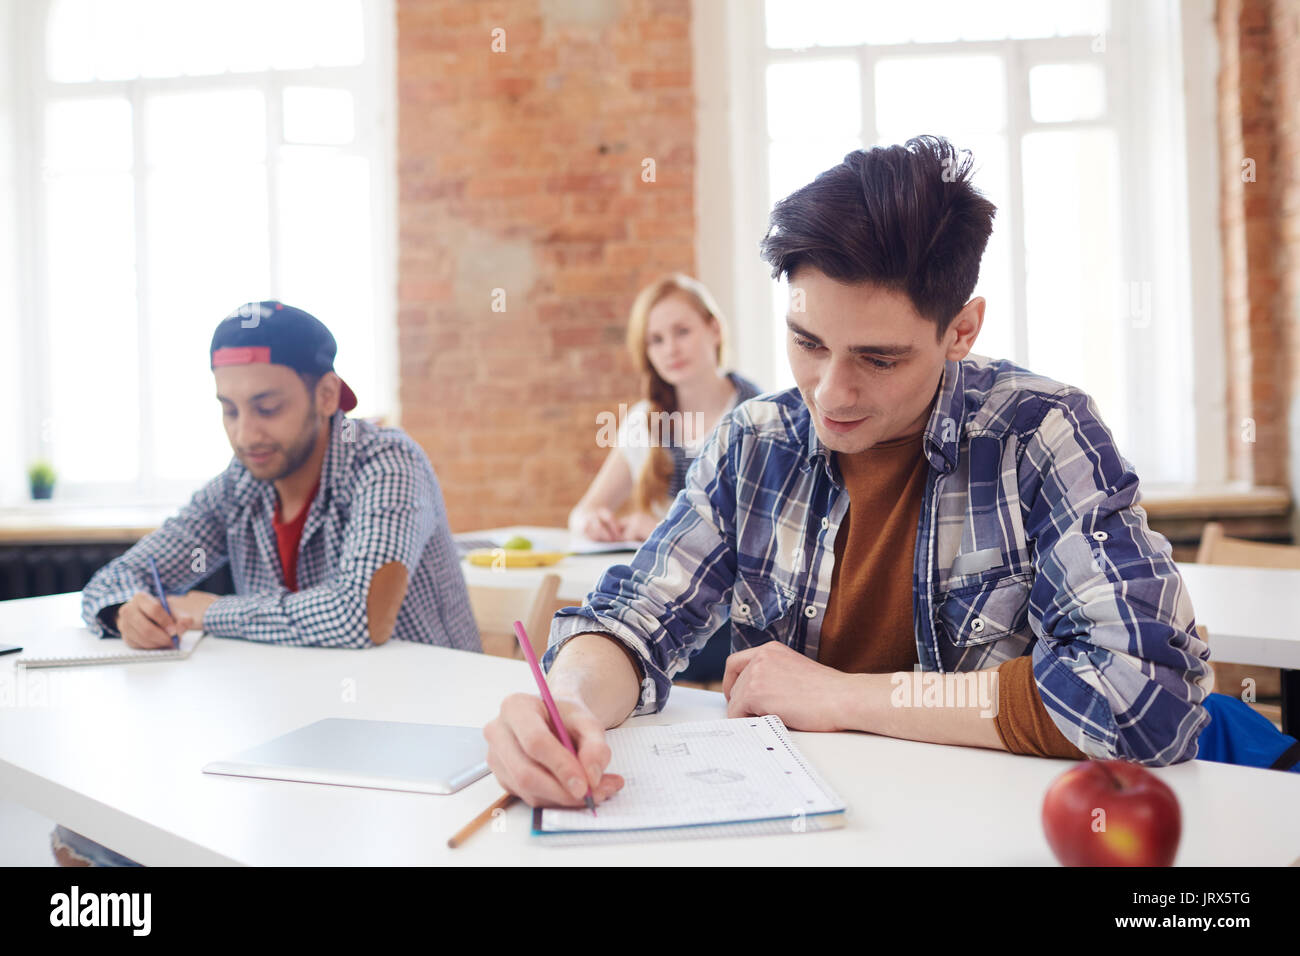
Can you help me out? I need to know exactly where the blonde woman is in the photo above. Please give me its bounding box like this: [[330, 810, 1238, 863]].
[[569, 275, 763, 683], [570, 274, 763, 544]]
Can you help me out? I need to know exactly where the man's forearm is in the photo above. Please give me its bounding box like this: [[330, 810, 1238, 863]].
[[547, 633, 642, 729], [846, 670, 1006, 751]]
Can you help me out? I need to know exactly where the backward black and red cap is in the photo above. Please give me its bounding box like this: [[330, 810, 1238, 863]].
[[209, 301, 357, 412]]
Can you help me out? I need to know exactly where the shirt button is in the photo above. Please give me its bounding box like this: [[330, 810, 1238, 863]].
[[971, 618, 985, 633], [1091, 531, 1109, 542], [739, 603, 751, 616], [804, 605, 817, 618], [821, 517, 830, 530]]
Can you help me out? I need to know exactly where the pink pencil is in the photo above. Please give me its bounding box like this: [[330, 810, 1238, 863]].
[[512, 620, 597, 816]]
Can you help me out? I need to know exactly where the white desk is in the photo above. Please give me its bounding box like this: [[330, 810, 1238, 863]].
[[457, 525, 637, 603], [2, 592, 1299, 866], [1179, 563, 1300, 734]]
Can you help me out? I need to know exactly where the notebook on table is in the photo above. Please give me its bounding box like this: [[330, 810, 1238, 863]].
[[15, 627, 206, 668], [532, 715, 847, 845]]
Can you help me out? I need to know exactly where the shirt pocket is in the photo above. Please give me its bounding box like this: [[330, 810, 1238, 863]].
[[934, 571, 1033, 647], [730, 572, 797, 642]]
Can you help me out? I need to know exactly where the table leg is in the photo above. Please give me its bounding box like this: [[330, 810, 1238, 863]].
[[1283, 669, 1299, 738]]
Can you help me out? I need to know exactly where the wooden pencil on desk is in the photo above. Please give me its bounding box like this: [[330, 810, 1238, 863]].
[[447, 792, 518, 848]]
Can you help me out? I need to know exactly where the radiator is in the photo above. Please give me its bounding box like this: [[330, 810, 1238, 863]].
[[0, 544, 234, 602]]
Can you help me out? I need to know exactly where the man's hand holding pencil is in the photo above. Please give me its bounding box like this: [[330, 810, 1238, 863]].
[[483, 692, 624, 808]]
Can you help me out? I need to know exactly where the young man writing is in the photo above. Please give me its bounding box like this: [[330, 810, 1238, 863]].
[[60, 302, 478, 864], [81, 301, 478, 652], [484, 136, 1212, 808]]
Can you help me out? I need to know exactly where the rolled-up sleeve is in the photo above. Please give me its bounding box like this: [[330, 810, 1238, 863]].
[[1018, 391, 1212, 765]]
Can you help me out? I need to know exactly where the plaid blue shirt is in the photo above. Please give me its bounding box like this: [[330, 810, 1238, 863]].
[[81, 410, 480, 651], [547, 354, 1213, 765]]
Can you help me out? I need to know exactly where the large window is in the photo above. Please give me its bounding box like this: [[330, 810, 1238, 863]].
[[9, 0, 394, 503], [755, 0, 1207, 486]]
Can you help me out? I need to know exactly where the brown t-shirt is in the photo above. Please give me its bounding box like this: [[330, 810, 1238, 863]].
[[817, 427, 1085, 760], [817, 428, 927, 675]]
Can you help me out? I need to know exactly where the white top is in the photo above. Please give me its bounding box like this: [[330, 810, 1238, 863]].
[[3, 591, 1299, 866], [616, 388, 741, 515]]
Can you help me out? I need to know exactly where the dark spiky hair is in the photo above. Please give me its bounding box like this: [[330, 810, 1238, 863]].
[[760, 134, 997, 340]]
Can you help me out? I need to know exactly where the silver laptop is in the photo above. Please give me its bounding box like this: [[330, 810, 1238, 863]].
[[203, 718, 490, 794]]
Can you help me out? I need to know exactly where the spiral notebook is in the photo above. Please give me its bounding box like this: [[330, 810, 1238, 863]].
[[532, 715, 847, 845], [15, 626, 206, 668]]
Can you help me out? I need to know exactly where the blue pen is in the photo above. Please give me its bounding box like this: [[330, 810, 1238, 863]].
[[147, 556, 179, 649]]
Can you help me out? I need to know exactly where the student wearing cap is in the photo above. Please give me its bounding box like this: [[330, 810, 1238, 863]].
[[484, 137, 1213, 810], [80, 300, 479, 652], [55, 301, 480, 864]]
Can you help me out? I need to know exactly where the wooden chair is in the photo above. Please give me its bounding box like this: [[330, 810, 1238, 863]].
[[1195, 522, 1290, 728], [467, 573, 565, 661], [1196, 522, 1300, 570]]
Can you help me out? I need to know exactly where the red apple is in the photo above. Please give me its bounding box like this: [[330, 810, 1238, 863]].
[[1042, 759, 1181, 866]]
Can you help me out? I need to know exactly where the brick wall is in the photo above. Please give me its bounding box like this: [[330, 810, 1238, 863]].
[[395, 0, 696, 532], [1218, 0, 1300, 517]]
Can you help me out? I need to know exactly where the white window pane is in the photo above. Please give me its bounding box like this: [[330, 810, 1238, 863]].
[[277, 149, 374, 412], [766, 60, 860, 141], [45, 98, 133, 171], [89, 0, 144, 80], [135, 0, 187, 77], [45, 172, 139, 481], [1005, 0, 1061, 40], [145, 165, 270, 480], [1029, 63, 1107, 123], [907, 0, 973, 43], [141, 0, 230, 78], [1053, 0, 1109, 39], [768, 137, 861, 210], [949, 135, 1012, 362], [283, 87, 355, 145], [875, 56, 1005, 135], [771, 274, 795, 391], [145, 89, 266, 166], [135, 0, 273, 75], [1021, 129, 1124, 436], [972, 222, 1014, 363], [763, 0, 1104, 47], [950, 0, 1017, 42], [857, 3, 913, 45], [303, 0, 365, 66], [46, 0, 95, 82], [267, 0, 363, 70], [48, 0, 364, 80], [765, 0, 870, 49], [221, 0, 276, 73]]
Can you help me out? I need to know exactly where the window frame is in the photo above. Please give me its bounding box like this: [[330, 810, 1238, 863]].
[[10, 0, 397, 505], [696, 0, 1223, 489]]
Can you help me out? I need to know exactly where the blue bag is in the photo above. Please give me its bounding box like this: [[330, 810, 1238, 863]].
[[1196, 692, 1300, 772]]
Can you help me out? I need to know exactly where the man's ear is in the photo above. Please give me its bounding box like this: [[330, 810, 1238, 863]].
[[943, 297, 985, 361], [316, 371, 343, 417]]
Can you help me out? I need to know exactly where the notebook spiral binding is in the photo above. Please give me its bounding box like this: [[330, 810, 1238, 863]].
[[761, 714, 840, 803]]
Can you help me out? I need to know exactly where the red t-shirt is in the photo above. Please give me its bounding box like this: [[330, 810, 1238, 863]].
[[271, 476, 322, 592]]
